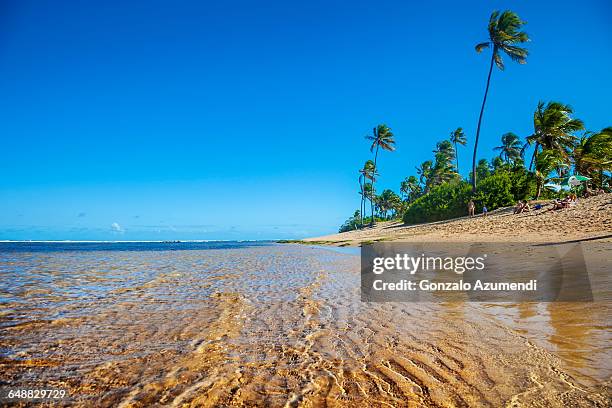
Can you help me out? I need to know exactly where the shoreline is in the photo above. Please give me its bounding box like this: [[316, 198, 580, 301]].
[[297, 193, 612, 247]]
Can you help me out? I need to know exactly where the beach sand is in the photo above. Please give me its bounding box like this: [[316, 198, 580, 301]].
[[304, 193, 612, 246]]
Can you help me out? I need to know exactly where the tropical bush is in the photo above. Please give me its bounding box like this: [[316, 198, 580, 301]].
[[472, 171, 516, 211], [508, 166, 537, 200], [402, 181, 472, 224]]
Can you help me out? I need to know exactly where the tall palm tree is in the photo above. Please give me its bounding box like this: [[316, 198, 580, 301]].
[[472, 10, 529, 191], [494, 132, 522, 164], [365, 124, 396, 225], [526, 101, 584, 170], [449, 127, 467, 173]]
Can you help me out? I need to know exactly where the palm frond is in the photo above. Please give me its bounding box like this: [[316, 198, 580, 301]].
[[494, 52, 504, 70], [475, 42, 490, 53]]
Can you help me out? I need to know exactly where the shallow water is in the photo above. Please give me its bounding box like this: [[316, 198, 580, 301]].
[[0, 242, 609, 406]]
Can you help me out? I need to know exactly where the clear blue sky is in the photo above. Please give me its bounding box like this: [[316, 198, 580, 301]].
[[1, 0, 610, 240]]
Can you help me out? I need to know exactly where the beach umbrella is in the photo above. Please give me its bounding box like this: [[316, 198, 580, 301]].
[[561, 175, 590, 187]]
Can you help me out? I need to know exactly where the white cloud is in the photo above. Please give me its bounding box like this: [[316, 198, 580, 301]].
[[110, 222, 124, 233]]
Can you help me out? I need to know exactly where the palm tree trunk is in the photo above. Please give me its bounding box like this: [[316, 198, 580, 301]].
[[454, 141, 459, 174], [529, 142, 539, 171], [359, 175, 364, 228], [371, 145, 380, 227], [472, 48, 496, 192]]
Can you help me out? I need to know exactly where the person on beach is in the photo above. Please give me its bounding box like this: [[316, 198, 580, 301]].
[[468, 200, 475, 217], [482, 205, 488, 217], [514, 201, 524, 214], [549, 200, 563, 211], [522, 200, 531, 212], [548, 198, 571, 211], [514, 200, 530, 214]]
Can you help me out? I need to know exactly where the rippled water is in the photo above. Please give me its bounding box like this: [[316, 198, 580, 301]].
[[0, 242, 610, 407]]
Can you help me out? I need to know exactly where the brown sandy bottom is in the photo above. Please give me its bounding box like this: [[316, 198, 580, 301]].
[[0, 245, 610, 407]]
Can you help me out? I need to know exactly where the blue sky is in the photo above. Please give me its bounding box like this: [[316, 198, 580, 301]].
[[1, 0, 610, 240]]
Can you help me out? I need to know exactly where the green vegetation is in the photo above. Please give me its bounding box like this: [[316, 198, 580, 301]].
[[338, 9, 611, 233], [403, 181, 472, 224]]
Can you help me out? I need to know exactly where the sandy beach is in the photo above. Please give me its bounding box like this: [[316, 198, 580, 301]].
[[304, 193, 612, 246]]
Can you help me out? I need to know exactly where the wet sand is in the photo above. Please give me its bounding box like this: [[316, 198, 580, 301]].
[[0, 244, 610, 407]]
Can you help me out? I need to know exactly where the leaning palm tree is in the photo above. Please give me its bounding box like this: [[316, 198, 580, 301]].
[[526, 101, 584, 170], [449, 127, 467, 173], [365, 124, 396, 225], [472, 10, 529, 191], [494, 132, 522, 164]]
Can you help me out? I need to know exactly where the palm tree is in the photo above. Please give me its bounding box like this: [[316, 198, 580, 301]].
[[360, 160, 377, 226], [450, 127, 467, 173], [362, 183, 374, 223], [432, 140, 458, 185], [434, 140, 456, 165], [358, 172, 365, 228], [416, 160, 433, 193], [526, 101, 585, 170], [365, 124, 396, 225], [573, 127, 612, 188], [534, 149, 567, 198], [400, 175, 421, 202], [406, 176, 422, 201], [378, 190, 398, 219], [472, 10, 529, 191], [400, 178, 410, 201], [494, 132, 522, 164]]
